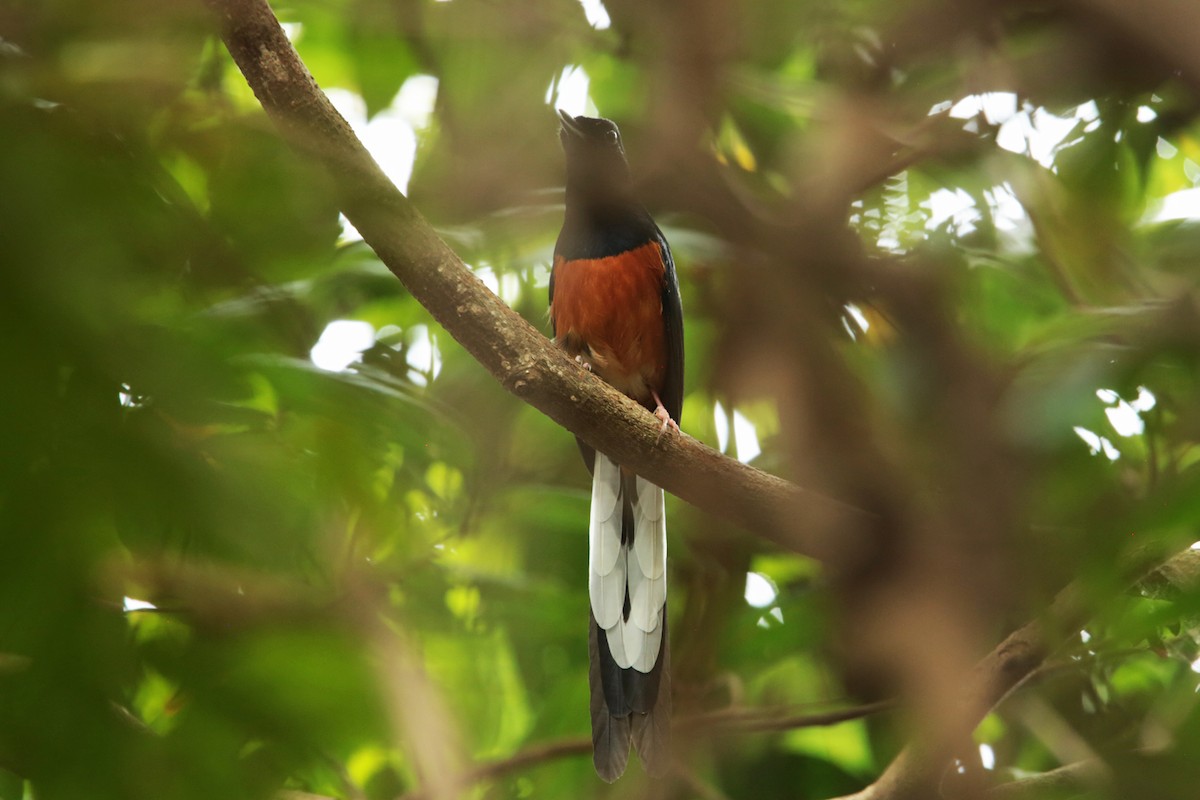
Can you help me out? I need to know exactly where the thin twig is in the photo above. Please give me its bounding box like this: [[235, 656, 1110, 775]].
[[684, 699, 896, 734]]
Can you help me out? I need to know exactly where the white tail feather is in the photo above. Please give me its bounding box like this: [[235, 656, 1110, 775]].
[[629, 573, 665, 633], [589, 455, 623, 574], [589, 453, 626, 628], [590, 550, 626, 629], [631, 614, 663, 672], [605, 611, 630, 667], [632, 477, 666, 579], [604, 609, 664, 672], [591, 453, 668, 674]]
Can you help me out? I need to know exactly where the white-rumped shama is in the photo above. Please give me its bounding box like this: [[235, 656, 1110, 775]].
[[549, 111, 684, 781]]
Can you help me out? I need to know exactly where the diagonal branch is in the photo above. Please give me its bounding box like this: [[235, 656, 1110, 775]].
[[201, 0, 873, 562]]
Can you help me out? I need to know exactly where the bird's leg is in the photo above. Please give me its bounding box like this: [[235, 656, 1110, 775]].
[[651, 389, 680, 442]]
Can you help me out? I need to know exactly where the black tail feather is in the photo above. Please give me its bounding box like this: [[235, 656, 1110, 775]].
[[588, 613, 671, 781], [589, 618, 632, 782]]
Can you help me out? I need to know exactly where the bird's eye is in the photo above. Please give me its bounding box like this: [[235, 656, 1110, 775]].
[[607, 129, 619, 143]]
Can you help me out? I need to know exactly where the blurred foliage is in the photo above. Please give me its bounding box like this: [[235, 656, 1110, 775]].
[[3, 0, 1200, 799]]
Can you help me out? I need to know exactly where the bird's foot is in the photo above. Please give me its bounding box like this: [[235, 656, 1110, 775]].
[[574, 354, 593, 372], [651, 390, 680, 443]]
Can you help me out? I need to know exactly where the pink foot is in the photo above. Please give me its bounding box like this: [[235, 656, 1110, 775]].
[[651, 390, 680, 443], [575, 354, 592, 372]]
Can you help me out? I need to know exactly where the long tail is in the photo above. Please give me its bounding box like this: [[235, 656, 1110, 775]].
[[588, 451, 671, 781]]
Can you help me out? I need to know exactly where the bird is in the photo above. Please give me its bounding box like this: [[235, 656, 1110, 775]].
[[549, 110, 684, 782]]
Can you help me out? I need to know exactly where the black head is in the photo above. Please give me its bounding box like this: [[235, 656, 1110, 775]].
[[558, 110, 625, 154], [558, 110, 632, 200]]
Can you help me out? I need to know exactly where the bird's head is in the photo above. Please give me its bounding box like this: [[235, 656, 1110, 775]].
[[558, 110, 626, 154], [558, 110, 632, 194]]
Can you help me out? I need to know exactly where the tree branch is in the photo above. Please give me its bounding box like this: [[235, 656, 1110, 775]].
[[394, 700, 893, 798], [201, 0, 871, 563]]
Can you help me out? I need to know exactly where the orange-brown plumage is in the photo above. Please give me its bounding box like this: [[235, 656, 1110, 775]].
[[549, 242, 668, 406]]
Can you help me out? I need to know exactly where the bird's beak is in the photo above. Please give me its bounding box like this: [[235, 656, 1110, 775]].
[[558, 109, 583, 137]]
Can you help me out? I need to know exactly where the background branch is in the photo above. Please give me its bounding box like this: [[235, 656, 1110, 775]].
[[834, 545, 1189, 800], [394, 700, 896, 798]]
